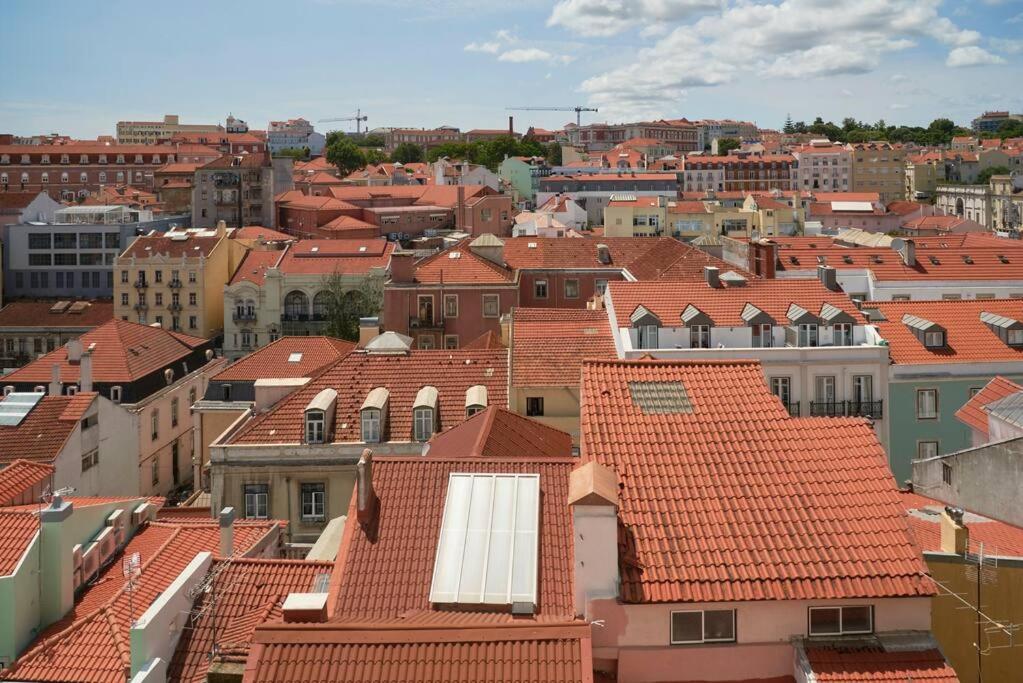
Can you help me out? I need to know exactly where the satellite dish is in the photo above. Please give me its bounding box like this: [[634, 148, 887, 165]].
[[890, 237, 906, 252]]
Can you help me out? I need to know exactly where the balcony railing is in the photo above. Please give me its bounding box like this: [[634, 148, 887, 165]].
[[809, 401, 846, 417], [133, 302, 148, 311], [133, 280, 148, 289], [782, 400, 800, 417], [168, 279, 183, 289], [846, 399, 884, 418], [167, 303, 182, 313], [233, 311, 257, 322], [410, 316, 443, 330]]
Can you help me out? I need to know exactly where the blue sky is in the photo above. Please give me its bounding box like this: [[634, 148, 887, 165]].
[[1, 0, 1021, 138]]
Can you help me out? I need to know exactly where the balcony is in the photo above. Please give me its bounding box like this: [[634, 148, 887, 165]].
[[133, 280, 148, 289], [846, 399, 883, 419], [809, 401, 845, 417], [133, 302, 148, 312], [409, 316, 443, 331], [167, 303, 182, 313], [781, 401, 801, 417], [233, 310, 257, 322], [168, 279, 183, 289]]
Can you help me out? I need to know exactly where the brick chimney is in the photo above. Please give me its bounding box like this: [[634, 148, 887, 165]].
[[940, 506, 969, 555], [389, 252, 416, 283], [357, 449, 378, 527]]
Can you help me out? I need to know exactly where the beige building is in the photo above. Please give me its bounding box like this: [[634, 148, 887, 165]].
[[849, 142, 905, 203], [603, 193, 800, 239], [114, 223, 247, 338], [192, 152, 292, 229], [116, 114, 223, 145], [905, 151, 946, 200]]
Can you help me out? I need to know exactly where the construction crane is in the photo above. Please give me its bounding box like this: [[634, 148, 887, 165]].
[[506, 106, 598, 127], [318, 108, 368, 135]]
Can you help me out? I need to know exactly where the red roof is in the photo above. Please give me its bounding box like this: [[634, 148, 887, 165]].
[[0, 191, 46, 210], [900, 490, 1023, 557], [277, 239, 393, 276], [512, 308, 616, 387], [0, 459, 55, 505], [411, 243, 515, 285], [119, 231, 223, 259], [424, 407, 573, 459], [804, 647, 957, 683], [902, 215, 977, 232], [5, 518, 281, 683], [226, 348, 509, 446], [0, 510, 39, 574], [229, 249, 283, 286], [580, 359, 933, 603], [954, 376, 1023, 437], [1, 319, 208, 385], [461, 330, 505, 349], [772, 244, 1023, 280], [233, 225, 293, 242], [0, 300, 112, 329], [886, 201, 927, 216], [213, 337, 355, 381], [873, 299, 1023, 364], [0, 393, 96, 465], [607, 278, 862, 327]]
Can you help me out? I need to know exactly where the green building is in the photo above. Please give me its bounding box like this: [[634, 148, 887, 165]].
[[498, 155, 545, 208]]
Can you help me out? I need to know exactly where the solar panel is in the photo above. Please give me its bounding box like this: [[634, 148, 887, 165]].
[[429, 473, 539, 608], [0, 392, 45, 426]]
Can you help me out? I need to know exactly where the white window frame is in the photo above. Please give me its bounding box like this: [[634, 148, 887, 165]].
[[916, 388, 938, 420], [808, 605, 873, 636], [565, 278, 579, 299], [306, 410, 326, 443], [361, 408, 381, 443], [300, 483, 326, 522], [413, 406, 434, 442], [482, 294, 500, 318], [444, 294, 459, 318], [754, 323, 773, 348], [798, 323, 819, 347], [690, 325, 711, 349], [244, 484, 269, 519], [669, 609, 736, 645], [833, 323, 853, 346], [924, 330, 944, 348], [638, 324, 659, 350]]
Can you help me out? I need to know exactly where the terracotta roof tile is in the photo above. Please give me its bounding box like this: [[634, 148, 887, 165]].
[[120, 231, 223, 259], [580, 359, 933, 603], [512, 308, 616, 387], [213, 337, 355, 381], [0, 393, 97, 465], [873, 299, 1023, 364], [773, 243, 1023, 280], [424, 407, 573, 459], [0, 510, 38, 574], [0, 459, 55, 505], [0, 191, 47, 210], [412, 243, 515, 285], [804, 647, 958, 683], [229, 249, 284, 286], [954, 376, 1023, 437], [461, 330, 505, 350], [1, 319, 209, 385], [899, 490, 1023, 557], [226, 349, 509, 446], [0, 300, 113, 329], [232, 226, 293, 242]]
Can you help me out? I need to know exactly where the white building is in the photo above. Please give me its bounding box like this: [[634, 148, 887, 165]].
[[267, 118, 326, 155]]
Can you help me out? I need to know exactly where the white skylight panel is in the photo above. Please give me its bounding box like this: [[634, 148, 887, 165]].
[[429, 473, 540, 608]]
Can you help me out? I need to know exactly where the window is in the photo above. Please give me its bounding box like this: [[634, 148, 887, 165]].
[[150, 410, 159, 440], [110, 386, 122, 403], [670, 610, 736, 644], [155, 270, 163, 283], [189, 292, 197, 306], [919, 441, 939, 459], [770, 376, 791, 403], [413, 406, 435, 441], [81, 450, 99, 473], [300, 483, 326, 522], [482, 294, 500, 318], [690, 325, 711, 349], [852, 375, 873, 402], [534, 279, 549, 299], [969, 387, 982, 398], [243, 484, 269, 519], [808, 606, 872, 636], [151, 459, 159, 486], [28, 254, 51, 266], [189, 387, 197, 406], [942, 461, 952, 485], [798, 323, 819, 347], [120, 270, 129, 283], [222, 384, 232, 401], [155, 293, 163, 306], [416, 295, 434, 325], [28, 233, 51, 249], [171, 398, 179, 427], [189, 271, 196, 283], [1009, 329, 1023, 347], [526, 396, 544, 417], [121, 293, 129, 306], [444, 335, 459, 350], [924, 330, 945, 348], [189, 316, 197, 329], [361, 408, 381, 443], [595, 279, 608, 296], [443, 294, 458, 318], [306, 410, 326, 443], [916, 389, 938, 419], [565, 279, 579, 299], [637, 324, 659, 349], [833, 323, 853, 346]]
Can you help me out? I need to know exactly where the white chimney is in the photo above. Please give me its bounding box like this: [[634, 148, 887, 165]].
[[66, 338, 83, 363], [219, 507, 235, 556], [568, 462, 620, 617], [49, 363, 62, 396], [357, 449, 378, 526], [79, 349, 93, 393]]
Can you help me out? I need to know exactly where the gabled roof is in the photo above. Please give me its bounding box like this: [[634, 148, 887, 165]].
[[0, 459, 55, 505], [0, 300, 113, 329], [461, 330, 505, 350], [0, 509, 38, 574], [411, 243, 514, 285], [954, 376, 1023, 437], [119, 231, 223, 259], [212, 337, 355, 382], [804, 646, 957, 683], [232, 225, 292, 242], [229, 249, 284, 286], [1, 320, 208, 385], [0, 191, 47, 211], [580, 359, 932, 604], [225, 349, 509, 446], [511, 308, 616, 387], [424, 407, 573, 459], [0, 393, 97, 465]]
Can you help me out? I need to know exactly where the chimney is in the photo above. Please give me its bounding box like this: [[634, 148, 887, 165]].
[[39, 494, 75, 626], [282, 592, 328, 623], [359, 316, 382, 348], [900, 238, 916, 266], [49, 363, 62, 396], [508, 115, 514, 136], [818, 265, 839, 291], [219, 506, 235, 556], [356, 449, 378, 526], [80, 348, 93, 393], [568, 462, 619, 616], [704, 265, 720, 288], [389, 252, 415, 283], [596, 243, 611, 264], [66, 338, 83, 363], [456, 186, 466, 231], [940, 506, 968, 555]]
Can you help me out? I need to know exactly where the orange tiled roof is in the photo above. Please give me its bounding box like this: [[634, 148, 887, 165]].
[[902, 215, 974, 232], [120, 231, 223, 259], [580, 359, 933, 603], [0, 459, 55, 505], [460, 330, 505, 349], [424, 407, 573, 459], [1, 320, 208, 385], [900, 490, 1023, 557], [276, 239, 393, 276], [0, 191, 47, 210], [229, 249, 284, 286], [512, 308, 616, 387], [873, 299, 1023, 364], [4, 519, 280, 683], [0, 510, 39, 574], [411, 243, 515, 285], [225, 348, 509, 446], [0, 300, 113, 329], [607, 278, 860, 327], [805, 646, 958, 683], [0, 393, 97, 465], [232, 225, 293, 242], [772, 244, 1023, 280], [886, 201, 927, 216], [213, 337, 355, 382], [954, 376, 1023, 437]]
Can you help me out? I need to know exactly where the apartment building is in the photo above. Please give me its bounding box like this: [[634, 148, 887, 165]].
[[0, 299, 112, 369], [681, 152, 796, 193], [0, 190, 60, 228], [222, 238, 393, 359], [905, 151, 947, 199], [0, 142, 219, 198], [113, 224, 247, 337], [498, 155, 550, 207], [116, 113, 223, 144], [972, 110, 1023, 133], [604, 192, 802, 239], [566, 118, 699, 153], [849, 141, 905, 203], [164, 130, 267, 154], [1, 320, 220, 496], [267, 117, 325, 155], [695, 118, 759, 149], [936, 173, 1023, 232], [537, 172, 680, 224], [792, 139, 853, 191], [192, 152, 293, 228], [153, 160, 202, 213], [2, 204, 187, 299], [381, 126, 461, 153]]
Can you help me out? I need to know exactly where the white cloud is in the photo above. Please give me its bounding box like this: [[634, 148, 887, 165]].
[[464, 41, 500, 53], [840, 89, 854, 97], [547, 0, 721, 37], [1009, 12, 1023, 24], [499, 48, 574, 64], [495, 28, 518, 43], [946, 46, 1006, 67], [990, 37, 1023, 54], [890, 103, 909, 110]]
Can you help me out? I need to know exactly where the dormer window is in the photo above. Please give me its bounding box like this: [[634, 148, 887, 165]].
[[465, 385, 488, 417], [306, 410, 326, 443], [360, 387, 389, 443], [980, 311, 1023, 347], [690, 325, 710, 348], [413, 385, 438, 442], [304, 388, 337, 444], [924, 331, 945, 348], [631, 305, 661, 350], [903, 314, 946, 349]]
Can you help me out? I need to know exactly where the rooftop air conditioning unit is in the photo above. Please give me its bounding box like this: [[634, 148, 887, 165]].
[[95, 527, 116, 564], [81, 542, 100, 581]]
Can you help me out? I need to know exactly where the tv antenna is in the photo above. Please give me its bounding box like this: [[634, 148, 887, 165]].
[[123, 552, 142, 627]]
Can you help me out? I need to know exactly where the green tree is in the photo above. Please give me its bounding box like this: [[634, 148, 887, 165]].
[[545, 142, 563, 166], [320, 271, 384, 342], [426, 142, 469, 162], [716, 138, 741, 155], [363, 149, 388, 165], [355, 133, 385, 148], [325, 137, 366, 177], [391, 142, 424, 164], [275, 147, 310, 161], [977, 166, 1012, 185], [783, 114, 794, 134]]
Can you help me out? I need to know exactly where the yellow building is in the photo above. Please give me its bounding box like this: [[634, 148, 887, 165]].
[[850, 142, 906, 203], [905, 151, 947, 200], [113, 222, 247, 338], [604, 195, 718, 239], [116, 114, 223, 145]]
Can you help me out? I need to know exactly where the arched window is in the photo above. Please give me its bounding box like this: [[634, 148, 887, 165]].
[[284, 291, 309, 320], [79, 172, 88, 183], [235, 299, 246, 319], [245, 298, 255, 316], [0, 173, 7, 185], [955, 198, 964, 217], [98, 172, 106, 183], [21, 172, 29, 184], [61, 172, 69, 183], [312, 291, 330, 320], [41, 172, 48, 184]]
